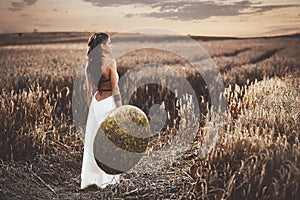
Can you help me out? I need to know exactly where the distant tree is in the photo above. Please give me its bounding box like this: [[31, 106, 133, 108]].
[[33, 28, 39, 33]]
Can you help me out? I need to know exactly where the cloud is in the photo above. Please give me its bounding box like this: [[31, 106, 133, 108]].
[[24, 0, 37, 5], [251, 4, 299, 14], [124, 13, 135, 18], [9, 0, 38, 12], [52, 8, 68, 13], [20, 14, 29, 17], [34, 23, 51, 27], [19, 13, 39, 21], [83, 0, 300, 21], [141, 1, 254, 21], [141, 1, 300, 21], [263, 27, 300, 36], [82, 0, 159, 7]]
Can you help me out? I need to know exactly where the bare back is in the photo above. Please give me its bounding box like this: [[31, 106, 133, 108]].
[[94, 57, 117, 102]]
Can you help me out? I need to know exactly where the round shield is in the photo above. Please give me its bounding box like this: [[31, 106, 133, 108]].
[[93, 105, 150, 174]]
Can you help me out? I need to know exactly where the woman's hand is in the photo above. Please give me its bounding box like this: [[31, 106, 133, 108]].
[[115, 100, 122, 108]]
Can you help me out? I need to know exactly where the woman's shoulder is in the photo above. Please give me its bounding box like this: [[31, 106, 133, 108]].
[[103, 56, 116, 62], [103, 57, 117, 68]]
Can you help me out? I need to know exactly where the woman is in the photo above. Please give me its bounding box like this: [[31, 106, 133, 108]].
[[81, 32, 122, 189]]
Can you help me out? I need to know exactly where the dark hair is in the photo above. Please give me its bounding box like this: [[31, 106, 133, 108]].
[[86, 32, 110, 91], [87, 32, 109, 55]]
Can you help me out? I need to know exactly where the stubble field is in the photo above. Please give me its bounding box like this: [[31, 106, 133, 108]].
[[0, 32, 299, 199]]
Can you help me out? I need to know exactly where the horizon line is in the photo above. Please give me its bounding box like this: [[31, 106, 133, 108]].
[[0, 30, 299, 40]]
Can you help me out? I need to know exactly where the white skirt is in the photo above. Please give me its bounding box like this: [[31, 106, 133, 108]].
[[80, 94, 120, 189]]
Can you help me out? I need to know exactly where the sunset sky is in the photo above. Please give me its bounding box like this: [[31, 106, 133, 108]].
[[0, 0, 299, 37]]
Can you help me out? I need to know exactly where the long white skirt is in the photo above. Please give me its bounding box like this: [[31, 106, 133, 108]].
[[80, 94, 120, 189]]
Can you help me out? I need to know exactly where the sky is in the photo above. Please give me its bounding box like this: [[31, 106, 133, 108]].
[[0, 0, 299, 37]]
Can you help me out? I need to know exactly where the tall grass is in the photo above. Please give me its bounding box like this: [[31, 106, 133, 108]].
[[182, 76, 300, 199], [0, 37, 299, 199]]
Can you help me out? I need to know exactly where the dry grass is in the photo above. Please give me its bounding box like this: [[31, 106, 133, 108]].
[[183, 75, 300, 199], [0, 36, 299, 199]]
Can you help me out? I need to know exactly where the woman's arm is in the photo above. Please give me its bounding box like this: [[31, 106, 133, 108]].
[[110, 60, 122, 107]]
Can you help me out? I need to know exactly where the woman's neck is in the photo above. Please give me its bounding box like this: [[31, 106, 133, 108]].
[[101, 54, 109, 58]]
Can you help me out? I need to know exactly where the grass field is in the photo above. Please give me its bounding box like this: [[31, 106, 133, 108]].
[[0, 32, 299, 199]]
